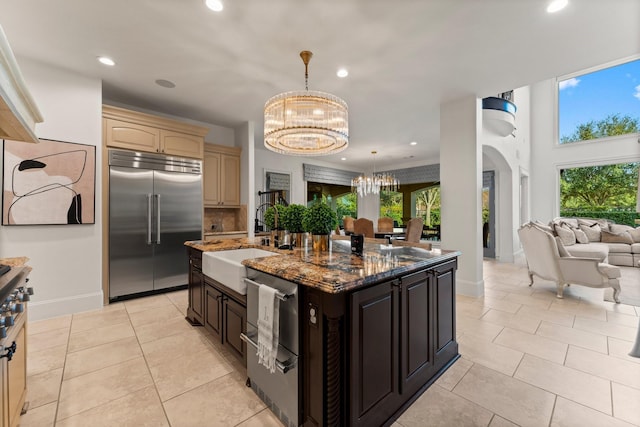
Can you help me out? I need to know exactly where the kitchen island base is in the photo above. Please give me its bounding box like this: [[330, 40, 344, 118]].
[[302, 259, 458, 426], [185, 239, 459, 427]]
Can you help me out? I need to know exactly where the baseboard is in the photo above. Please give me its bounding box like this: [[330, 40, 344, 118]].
[[28, 291, 104, 321], [456, 278, 485, 297]]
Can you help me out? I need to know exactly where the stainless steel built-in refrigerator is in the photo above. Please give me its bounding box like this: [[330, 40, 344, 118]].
[[108, 149, 202, 300]]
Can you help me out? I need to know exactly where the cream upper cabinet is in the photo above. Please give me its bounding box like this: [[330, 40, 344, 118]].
[[203, 144, 241, 207], [160, 130, 204, 158], [103, 105, 207, 159], [104, 119, 159, 152], [221, 154, 240, 206], [203, 151, 221, 205]]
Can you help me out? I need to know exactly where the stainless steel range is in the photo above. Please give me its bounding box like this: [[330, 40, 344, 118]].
[[240, 271, 299, 427]]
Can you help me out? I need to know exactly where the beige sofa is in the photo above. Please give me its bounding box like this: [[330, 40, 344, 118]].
[[548, 217, 640, 267]]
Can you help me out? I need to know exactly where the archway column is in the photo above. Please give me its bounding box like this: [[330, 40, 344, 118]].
[[440, 96, 484, 297]]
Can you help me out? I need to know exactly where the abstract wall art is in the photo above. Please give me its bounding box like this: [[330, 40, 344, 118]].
[[2, 138, 96, 225]]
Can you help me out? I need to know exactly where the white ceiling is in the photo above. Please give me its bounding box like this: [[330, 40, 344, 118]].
[[2, 0, 639, 169]]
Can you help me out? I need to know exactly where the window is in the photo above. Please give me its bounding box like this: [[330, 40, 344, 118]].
[[558, 58, 640, 144], [306, 181, 356, 226], [414, 185, 440, 227], [559, 162, 639, 226], [380, 191, 403, 225]]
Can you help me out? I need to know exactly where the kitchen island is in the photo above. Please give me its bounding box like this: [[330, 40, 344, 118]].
[[185, 237, 460, 427]]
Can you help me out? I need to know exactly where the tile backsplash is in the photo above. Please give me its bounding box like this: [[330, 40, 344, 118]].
[[204, 206, 247, 232]]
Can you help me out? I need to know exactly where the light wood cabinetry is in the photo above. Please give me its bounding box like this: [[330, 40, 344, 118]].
[[0, 266, 31, 427], [5, 324, 25, 427], [103, 105, 208, 159], [203, 144, 241, 207]]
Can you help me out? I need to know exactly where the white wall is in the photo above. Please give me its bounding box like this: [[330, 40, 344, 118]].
[[0, 58, 103, 320], [481, 86, 532, 262], [440, 96, 484, 297], [530, 78, 640, 223]]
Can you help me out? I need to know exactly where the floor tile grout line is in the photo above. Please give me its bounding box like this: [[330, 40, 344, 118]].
[[124, 295, 174, 427]]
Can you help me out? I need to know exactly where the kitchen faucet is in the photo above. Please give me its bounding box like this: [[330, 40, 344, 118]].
[[255, 202, 279, 247]]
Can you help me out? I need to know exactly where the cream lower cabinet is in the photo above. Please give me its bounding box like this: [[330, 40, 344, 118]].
[[103, 105, 207, 159], [0, 311, 27, 427], [203, 144, 241, 207]]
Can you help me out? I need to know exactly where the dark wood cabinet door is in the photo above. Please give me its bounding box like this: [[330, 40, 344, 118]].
[[205, 285, 223, 341], [223, 297, 247, 364], [188, 266, 204, 324], [187, 249, 204, 325], [400, 270, 435, 396], [350, 281, 400, 427], [432, 260, 458, 372]]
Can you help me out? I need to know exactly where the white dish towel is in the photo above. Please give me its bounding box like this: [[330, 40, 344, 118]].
[[257, 284, 280, 374]]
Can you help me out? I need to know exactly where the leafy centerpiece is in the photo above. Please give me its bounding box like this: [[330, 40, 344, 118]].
[[281, 204, 307, 248], [302, 201, 338, 251]]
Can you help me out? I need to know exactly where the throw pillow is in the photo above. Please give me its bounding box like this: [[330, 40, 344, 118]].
[[532, 220, 553, 234], [560, 218, 579, 229], [554, 236, 571, 257], [580, 224, 601, 242], [600, 230, 633, 244], [554, 223, 576, 246], [573, 228, 589, 244], [610, 223, 633, 234], [628, 227, 640, 243], [578, 218, 597, 227]]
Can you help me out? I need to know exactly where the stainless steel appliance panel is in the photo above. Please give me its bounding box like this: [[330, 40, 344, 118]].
[[246, 273, 298, 353], [108, 149, 202, 300], [152, 170, 202, 290], [109, 166, 155, 298], [244, 272, 299, 427]]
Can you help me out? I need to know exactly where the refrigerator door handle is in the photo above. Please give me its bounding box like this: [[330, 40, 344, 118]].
[[146, 194, 153, 245], [155, 194, 161, 244]]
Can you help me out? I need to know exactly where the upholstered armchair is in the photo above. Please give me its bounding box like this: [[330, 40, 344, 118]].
[[518, 222, 621, 302]]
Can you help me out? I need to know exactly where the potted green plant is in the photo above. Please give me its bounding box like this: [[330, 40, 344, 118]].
[[302, 201, 338, 251], [281, 204, 307, 247]]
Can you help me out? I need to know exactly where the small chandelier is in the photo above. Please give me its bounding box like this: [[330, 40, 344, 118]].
[[351, 151, 399, 197], [264, 51, 349, 156]]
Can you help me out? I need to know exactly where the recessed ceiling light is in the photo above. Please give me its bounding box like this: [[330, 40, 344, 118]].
[[205, 0, 223, 12], [97, 56, 115, 66], [546, 0, 568, 13], [336, 68, 349, 78], [155, 79, 176, 88], [341, 157, 347, 161], [409, 141, 417, 146]]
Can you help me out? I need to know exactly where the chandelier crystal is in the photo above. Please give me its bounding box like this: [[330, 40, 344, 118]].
[[351, 151, 399, 197], [264, 51, 349, 156]]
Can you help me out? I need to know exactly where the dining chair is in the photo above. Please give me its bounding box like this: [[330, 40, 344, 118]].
[[353, 218, 374, 238], [343, 216, 355, 235], [405, 217, 424, 242], [377, 217, 394, 233]]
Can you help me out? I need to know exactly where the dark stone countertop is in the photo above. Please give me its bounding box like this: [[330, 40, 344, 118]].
[[185, 238, 460, 294]]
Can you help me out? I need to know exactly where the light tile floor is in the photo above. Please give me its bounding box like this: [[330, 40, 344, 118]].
[[22, 260, 640, 426]]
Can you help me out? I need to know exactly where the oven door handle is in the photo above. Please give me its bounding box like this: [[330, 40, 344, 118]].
[[243, 278, 293, 301], [240, 332, 297, 374]]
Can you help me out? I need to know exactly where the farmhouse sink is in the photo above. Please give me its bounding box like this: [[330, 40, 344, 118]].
[[202, 248, 279, 295]]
